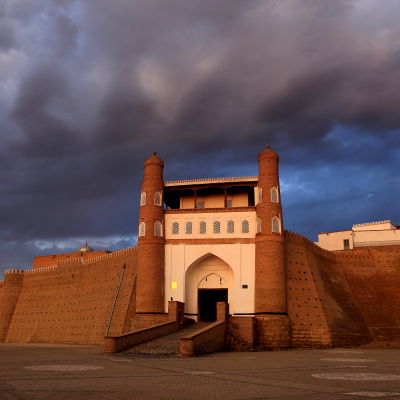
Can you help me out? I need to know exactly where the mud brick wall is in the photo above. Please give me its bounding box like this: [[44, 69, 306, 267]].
[[0, 270, 24, 341], [136, 314, 169, 330], [255, 315, 291, 349], [285, 231, 371, 348], [180, 321, 226, 356], [337, 246, 400, 341], [3, 247, 137, 345], [227, 316, 256, 349], [32, 251, 110, 270]]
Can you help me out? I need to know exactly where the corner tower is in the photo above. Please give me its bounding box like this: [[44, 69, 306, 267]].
[[255, 145, 287, 314], [136, 152, 165, 314]]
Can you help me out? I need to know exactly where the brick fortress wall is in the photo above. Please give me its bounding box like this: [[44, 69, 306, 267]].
[[32, 251, 111, 270], [285, 231, 400, 347], [0, 247, 137, 345], [336, 246, 400, 342]]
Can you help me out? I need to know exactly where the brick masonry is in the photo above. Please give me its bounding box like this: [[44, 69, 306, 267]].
[[1, 150, 399, 351]]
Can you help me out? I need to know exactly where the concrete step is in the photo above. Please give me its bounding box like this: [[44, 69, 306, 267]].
[[122, 321, 213, 356]]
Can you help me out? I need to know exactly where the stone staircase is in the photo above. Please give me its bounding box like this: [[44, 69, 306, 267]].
[[122, 321, 212, 356]]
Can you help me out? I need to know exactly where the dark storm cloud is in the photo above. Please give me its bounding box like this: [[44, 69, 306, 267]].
[[1, 0, 400, 275]]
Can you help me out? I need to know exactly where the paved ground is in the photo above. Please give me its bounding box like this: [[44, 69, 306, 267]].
[[1, 344, 400, 399], [123, 321, 211, 356]]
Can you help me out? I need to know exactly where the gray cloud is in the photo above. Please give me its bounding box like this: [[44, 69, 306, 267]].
[[1, 0, 400, 275]]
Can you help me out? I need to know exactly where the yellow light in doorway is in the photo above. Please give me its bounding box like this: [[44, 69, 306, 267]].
[[171, 282, 177, 289]]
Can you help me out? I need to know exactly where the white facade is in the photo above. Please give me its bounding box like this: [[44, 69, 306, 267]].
[[164, 243, 255, 319], [316, 220, 400, 251], [163, 177, 258, 320]]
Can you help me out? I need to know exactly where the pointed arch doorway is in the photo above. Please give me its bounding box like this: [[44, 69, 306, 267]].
[[185, 254, 234, 321]]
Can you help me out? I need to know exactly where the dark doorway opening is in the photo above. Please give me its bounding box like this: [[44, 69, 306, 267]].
[[198, 289, 228, 322]]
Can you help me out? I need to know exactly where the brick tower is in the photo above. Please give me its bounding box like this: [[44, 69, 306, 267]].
[[255, 146, 291, 348], [136, 152, 165, 314]]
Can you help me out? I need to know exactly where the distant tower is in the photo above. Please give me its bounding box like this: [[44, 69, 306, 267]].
[[255, 145, 287, 314], [136, 152, 165, 314]]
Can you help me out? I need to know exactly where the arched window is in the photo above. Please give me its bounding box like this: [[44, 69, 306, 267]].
[[139, 222, 145, 237], [140, 192, 146, 206], [213, 220, 220, 234], [257, 218, 262, 233], [186, 221, 192, 234], [154, 191, 162, 206], [258, 188, 262, 204], [172, 222, 179, 235], [272, 217, 280, 233], [227, 220, 234, 234], [242, 220, 250, 233], [199, 221, 207, 234], [154, 221, 162, 237], [271, 187, 278, 202]]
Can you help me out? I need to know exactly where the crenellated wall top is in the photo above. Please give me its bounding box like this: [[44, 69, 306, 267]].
[[82, 246, 137, 264], [164, 176, 258, 187]]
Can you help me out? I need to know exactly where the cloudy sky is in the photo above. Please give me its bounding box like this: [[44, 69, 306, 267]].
[[1, 0, 399, 276]]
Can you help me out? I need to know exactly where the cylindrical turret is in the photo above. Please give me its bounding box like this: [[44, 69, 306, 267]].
[[136, 152, 165, 314], [254, 145, 287, 314]]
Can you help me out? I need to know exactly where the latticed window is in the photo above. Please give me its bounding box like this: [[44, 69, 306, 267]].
[[271, 187, 278, 202], [186, 221, 192, 234], [213, 220, 220, 234], [242, 220, 250, 233], [258, 188, 262, 203], [272, 217, 280, 233], [139, 222, 145, 237], [257, 218, 262, 233], [227, 220, 234, 233], [197, 201, 204, 209], [154, 221, 162, 237], [199, 221, 206, 234], [154, 191, 162, 206], [140, 192, 146, 206], [343, 239, 350, 250], [172, 222, 179, 235]]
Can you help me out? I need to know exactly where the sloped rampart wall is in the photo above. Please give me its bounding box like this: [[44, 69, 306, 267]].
[[2, 247, 137, 345], [336, 246, 400, 341], [285, 231, 372, 348]]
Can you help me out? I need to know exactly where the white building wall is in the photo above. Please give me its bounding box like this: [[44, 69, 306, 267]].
[[164, 243, 256, 318], [316, 230, 353, 251], [165, 211, 256, 239], [316, 221, 400, 251]]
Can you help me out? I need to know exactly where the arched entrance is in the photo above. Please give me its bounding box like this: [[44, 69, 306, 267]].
[[185, 254, 234, 321]]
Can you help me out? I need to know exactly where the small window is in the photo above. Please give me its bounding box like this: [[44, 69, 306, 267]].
[[257, 218, 261, 233], [154, 191, 162, 206], [172, 222, 179, 235], [272, 217, 280, 233], [258, 188, 262, 203], [242, 220, 249, 233], [154, 221, 162, 237], [199, 221, 206, 234], [271, 187, 278, 202], [213, 220, 220, 234], [227, 220, 234, 234], [344, 239, 350, 250], [140, 192, 146, 206], [197, 201, 204, 209], [226, 200, 232, 208], [139, 222, 145, 237], [186, 221, 192, 234]]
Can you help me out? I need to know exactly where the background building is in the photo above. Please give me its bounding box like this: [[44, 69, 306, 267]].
[[316, 221, 400, 251]]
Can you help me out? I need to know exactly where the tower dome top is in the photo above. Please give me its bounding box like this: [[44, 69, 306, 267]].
[[258, 145, 279, 162], [78, 241, 93, 252], [144, 152, 164, 167]]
